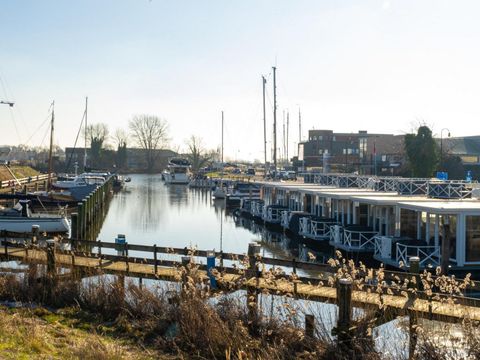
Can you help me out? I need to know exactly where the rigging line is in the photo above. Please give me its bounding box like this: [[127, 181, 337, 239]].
[[0, 73, 29, 138], [65, 109, 87, 172], [7, 107, 22, 144], [23, 113, 52, 145], [0, 76, 23, 143], [38, 122, 51, 148]]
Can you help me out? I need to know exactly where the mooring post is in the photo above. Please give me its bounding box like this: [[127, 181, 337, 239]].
[[77, 202, 84, 240], [81, 199, 87, 239], [305, 314, 315, 338], [335, 278, 353, 344], [98, 240, 102, 267], [247, 242, 261, 332], [46, 239, 56, 277], [206, 250, 217, 289], [70, 213, 78, 250], [153, 244, 158, 275]]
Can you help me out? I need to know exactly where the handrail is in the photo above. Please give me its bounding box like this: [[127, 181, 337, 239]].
[[396, 243, 440, 267], [0, 173, 53, 188], [5, 240, 480, 310]]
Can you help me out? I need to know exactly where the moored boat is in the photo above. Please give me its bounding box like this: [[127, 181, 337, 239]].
[[0, 200, 70, 236]]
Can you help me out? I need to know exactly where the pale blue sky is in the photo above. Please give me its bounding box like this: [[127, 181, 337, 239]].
[[1, 0, 480, 160]]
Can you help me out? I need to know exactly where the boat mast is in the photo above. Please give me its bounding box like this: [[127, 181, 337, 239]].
[[262, 75, 267, 177], [272, 66, 277, 174], [286, 110, 289, 163], [221, 110, 224, 164], [84, 96, 88, 171], [47, 101, 55, 190]]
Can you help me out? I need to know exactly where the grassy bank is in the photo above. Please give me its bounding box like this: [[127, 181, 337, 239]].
[[0, 253, 478, 359], [0, 306, 168, 359], [0, 165, 40, 181]]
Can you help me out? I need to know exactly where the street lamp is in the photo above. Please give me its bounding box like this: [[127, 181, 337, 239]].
[[0, 101, 14, 107], [440, 128, 451, 170]]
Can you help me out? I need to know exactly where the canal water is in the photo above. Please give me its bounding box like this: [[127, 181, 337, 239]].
[[93, 174, 413, 358], [95, 173, 332, 264]]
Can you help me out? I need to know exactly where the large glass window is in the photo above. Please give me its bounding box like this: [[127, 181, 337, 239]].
[[466, 216, 480, 262]]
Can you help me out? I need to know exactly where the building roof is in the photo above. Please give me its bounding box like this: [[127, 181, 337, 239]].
[[397, 200, 480, 214], [440, 136, 480, 156]]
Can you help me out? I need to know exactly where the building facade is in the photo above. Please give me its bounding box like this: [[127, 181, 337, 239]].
[[297, 130, 405, 175]]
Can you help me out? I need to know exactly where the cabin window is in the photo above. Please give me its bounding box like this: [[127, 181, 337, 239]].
[[466, 216, 480, 262]]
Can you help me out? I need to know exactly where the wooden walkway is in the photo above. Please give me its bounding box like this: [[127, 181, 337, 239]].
[[3, 245, 480, 323]]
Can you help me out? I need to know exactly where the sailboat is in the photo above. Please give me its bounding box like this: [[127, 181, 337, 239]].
[[0, 102, 71, 236]]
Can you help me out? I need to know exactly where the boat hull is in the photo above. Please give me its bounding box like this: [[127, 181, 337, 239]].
[[0, 216, 70, 235]]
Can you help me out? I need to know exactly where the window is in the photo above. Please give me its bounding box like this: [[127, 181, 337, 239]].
[[313, 136, 317, 141], [466, 216, 480, 262], [318, 135, 323, 141], [332, 136, 336, 141], [318, 149, 323, 155]]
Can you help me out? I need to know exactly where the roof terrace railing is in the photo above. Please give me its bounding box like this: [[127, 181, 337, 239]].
[[300, 171, 478, 199]]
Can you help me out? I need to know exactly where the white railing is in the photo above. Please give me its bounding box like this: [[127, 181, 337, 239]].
[[281, 211, 290, 228], [374, 236, 393, 258], [0, 173, 53, 188], [342, 229, 378, 250], [299, 217, 310, 236], [396, 243, 440, 267], [250, 201, 264, 218], [264, 207, 283, 223]]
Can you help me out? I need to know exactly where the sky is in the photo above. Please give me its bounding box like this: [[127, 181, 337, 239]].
[[1, 0, 480, 161]]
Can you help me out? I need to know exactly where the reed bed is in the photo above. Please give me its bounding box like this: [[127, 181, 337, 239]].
[[0, 249, 477, 359]]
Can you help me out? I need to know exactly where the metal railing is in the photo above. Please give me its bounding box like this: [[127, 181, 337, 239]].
[[396, 243, 440, 267], [301, 172, 477, 199], [264, 207, 283, 223], [280, 210, 290, 228], [299, 217, 336, 240], [342, 228, 379, 251]]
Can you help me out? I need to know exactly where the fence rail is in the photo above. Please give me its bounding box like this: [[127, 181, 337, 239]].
[[0, 173, 52, 189]]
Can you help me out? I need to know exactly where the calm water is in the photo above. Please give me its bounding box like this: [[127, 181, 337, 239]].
[[96, 173, 329, 263], [94, 174, 412, 358]]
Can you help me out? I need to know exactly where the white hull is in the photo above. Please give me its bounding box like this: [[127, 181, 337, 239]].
[[0, 216, 70, 234], [164, 173, 190, 185], [213, 187, 226, 199]]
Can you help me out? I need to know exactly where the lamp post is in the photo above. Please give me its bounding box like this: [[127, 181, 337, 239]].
[[440, 128, 451, 170], [0, 101, 14, 107]]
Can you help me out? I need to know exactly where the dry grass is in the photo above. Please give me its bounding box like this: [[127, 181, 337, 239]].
[[0, 251, 478, 359], [0, 307, 165, 359]]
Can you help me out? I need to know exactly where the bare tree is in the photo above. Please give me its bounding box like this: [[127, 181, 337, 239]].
[[129, 115, 169, 172], [113, 128, 129, 169], [185, 135, 212, 173], [113, 128, 128, 148], [85, 123, 109, 164]]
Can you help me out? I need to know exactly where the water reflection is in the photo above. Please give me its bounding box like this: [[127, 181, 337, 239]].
[[96, 174, 331, 265]]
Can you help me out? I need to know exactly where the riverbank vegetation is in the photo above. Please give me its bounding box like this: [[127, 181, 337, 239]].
[[0, 251, 478, 359]]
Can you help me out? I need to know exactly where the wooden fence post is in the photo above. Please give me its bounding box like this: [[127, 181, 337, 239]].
[[70, 213, 78, 246], [408, 256, 420, 360], [153, 244, 158, 275], [247, 242, 261, 333], [305, 314, 315, 338], [46, 239, 56, 277], [335, 278, 353, 344], [32, 225, 40, 244]]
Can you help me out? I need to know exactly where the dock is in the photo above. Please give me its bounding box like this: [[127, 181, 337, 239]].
[[2, 238, 480, 325]]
